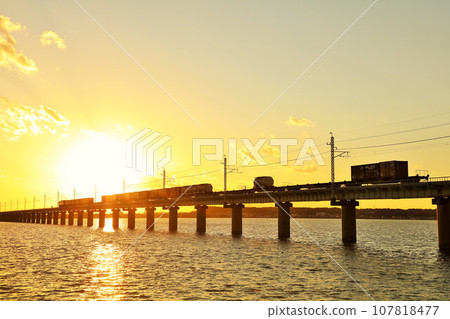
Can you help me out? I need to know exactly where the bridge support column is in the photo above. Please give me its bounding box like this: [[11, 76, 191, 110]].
[[112, 209, 120, 229], [68, 211, 74, 226], [195, 205, 208, 233], [231, 204, 244, 237], [433, 197, 450, 250], [98, 209, 106, 228], [77, 211, 84, 226], [169, 206, 179, 231], [339, 200, 359, 243], [46, 211, 52, 224], [87, 210, 94, 227], [146, 207, 156, 230], [53, 212, 59, 224], [60, 211, 66, 225], [127, 208, 136, 229], [39, 212, 45, 224], [31, 212, 36, 223], [276, 202, 292, 239]]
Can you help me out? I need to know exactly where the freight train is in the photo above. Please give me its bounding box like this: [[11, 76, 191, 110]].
[[58, 184, 213, 207], [58, 161, 429, 207]]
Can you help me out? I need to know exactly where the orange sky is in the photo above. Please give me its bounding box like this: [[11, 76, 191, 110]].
[[1, 1, 450, 210]]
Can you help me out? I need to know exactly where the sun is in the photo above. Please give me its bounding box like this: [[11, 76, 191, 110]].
[[58, 131, 142, 199]]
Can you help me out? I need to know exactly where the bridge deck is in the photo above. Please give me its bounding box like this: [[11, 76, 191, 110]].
[[2, 180, 450, 213]]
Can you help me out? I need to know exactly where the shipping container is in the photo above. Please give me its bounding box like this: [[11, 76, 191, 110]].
[[351, 161, 409, 183], [380, 161, 408, 180]]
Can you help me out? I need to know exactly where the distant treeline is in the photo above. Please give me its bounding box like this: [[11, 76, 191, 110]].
[[115, 206, 436, 220]]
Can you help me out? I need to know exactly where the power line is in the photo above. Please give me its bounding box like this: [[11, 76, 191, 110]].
[[345, 135, 450, 150], [335, 110, 450, 135], [337, 122, 450, 143]]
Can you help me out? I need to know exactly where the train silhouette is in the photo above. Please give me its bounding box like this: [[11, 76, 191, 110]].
[[58, 160, 429, 207]]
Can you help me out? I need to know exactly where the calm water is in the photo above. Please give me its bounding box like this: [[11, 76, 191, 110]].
[[0, 218, 449, 301]]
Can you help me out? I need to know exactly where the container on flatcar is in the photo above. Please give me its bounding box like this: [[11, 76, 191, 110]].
[[168, 187, 181, 198], [351, 161, 408, 183], [380, 161, 408, 180], [253, 176, 274, 190]]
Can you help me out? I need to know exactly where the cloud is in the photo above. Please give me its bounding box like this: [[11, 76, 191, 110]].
[[286, 116, 314, 127], [40, 31, 66, 49], [290, 162, 318, 173], [0, 96, 70, 141], [0, 16, 37, 73]]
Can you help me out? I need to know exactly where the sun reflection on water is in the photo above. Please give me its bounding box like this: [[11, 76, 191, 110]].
[[82, 242, 125, 300], [101, 218, 115, 233]]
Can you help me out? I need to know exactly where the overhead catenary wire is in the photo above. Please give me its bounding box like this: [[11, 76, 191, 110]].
[[345, 135, 450, 150], [336, 122, 450, 143]]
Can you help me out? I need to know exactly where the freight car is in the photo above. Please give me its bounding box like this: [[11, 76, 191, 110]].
[[58, 198, 94, 207], [101, 184, 214, 204], [351, 161, 427, 183], [253, 176, 274, 190]]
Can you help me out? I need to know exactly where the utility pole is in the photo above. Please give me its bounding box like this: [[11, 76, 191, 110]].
[[222, 155, 227, 193], [163, 169, 166, 189], [123, 178, 126, 194], [327, 132, 349, 202], [44, 193, 46, 208], [33, 196, 35, 209]]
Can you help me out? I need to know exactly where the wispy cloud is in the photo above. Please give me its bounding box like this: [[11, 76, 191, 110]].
[[0, 16, 37, 73], [0, 96, 70, 141], [40, 31, 66, 49], [286, 116, 314, 127], [290, 162, 318, 173]]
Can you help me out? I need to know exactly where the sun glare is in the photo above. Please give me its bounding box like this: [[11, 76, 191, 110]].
[[58, 132, 140, 198]]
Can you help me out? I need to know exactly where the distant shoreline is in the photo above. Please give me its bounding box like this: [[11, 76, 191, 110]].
[[108, 207, 436, 220]]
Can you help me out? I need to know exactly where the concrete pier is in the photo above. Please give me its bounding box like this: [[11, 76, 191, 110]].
[[127, 208, 136, 229], [77, 210, 84, 226], [68, 211, 74, 226], [231, 204, 244, 237], [60, 211, 66, 225], [53, 212, 58, 224], [276, 202, 292, 239], [112, 208, 120, 229], [87, 210, 94, 227], [433, 197, 450, 250], [169, 206, 179, 231], [195, 205, 208, 233], [46, 211, 52, 224], [98, 209, 106, 228], [31, 212, 36, 223], [40, 212, 46, 224], [340, 200, 359, 243], [146, 207, 156, 230]]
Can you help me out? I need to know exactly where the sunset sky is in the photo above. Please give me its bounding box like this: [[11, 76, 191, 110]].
[[1, 0, 449, 209]]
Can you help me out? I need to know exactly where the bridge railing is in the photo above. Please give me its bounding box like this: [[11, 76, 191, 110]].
[[428, 176, 450, 183]]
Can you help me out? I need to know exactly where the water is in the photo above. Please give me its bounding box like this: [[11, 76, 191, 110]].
[[0, 218, 449, 300]]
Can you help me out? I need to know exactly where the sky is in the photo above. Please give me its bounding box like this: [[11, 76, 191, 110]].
[[1, 0, 449, 210]]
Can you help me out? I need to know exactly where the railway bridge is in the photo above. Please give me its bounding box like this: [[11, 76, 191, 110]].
[[1, 178, 450, 250]]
